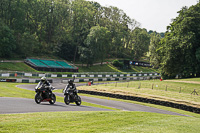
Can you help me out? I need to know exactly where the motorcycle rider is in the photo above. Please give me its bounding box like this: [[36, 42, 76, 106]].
[[40, 77, 53, 93], [65, 79, 78, 96]]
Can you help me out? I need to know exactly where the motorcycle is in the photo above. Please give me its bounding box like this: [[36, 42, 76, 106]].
[[35, 82, 56, 104], [63, 77, 81, 106]]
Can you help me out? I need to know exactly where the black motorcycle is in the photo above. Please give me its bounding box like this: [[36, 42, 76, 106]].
[[63, 78, 81, 106], [35, 82, 56, 104]]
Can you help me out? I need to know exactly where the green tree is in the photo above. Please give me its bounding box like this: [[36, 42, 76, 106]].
[[159, 2, 200, 78], [71, 0, 97, 63], [131, 28, 150, 60], [81, 25, 111, 66], [148, 32, 162, 68], [0, 22, 16, 58]]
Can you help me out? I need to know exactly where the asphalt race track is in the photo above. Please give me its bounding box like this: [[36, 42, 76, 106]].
[[0, 83, 188, 116], [0, 97, 111, 114]]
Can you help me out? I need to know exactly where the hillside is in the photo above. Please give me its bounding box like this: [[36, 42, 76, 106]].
[[0, 61, 158, 74]]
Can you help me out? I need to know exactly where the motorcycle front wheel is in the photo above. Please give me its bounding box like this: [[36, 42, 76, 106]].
[[49, 93, 56, 104], [64, 95, 70, 105], [75, 96, 81, 106], [35, 93, 42, 104]]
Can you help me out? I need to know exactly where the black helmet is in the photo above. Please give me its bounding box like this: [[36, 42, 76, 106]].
[[41, 77, 47, 82], [68, 79, 73, 85]]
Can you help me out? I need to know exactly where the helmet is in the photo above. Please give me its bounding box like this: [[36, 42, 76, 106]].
[[41, 77, 47, 82], [68, 79, 73, 85]]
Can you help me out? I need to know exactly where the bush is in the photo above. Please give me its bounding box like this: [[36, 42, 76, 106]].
[[112, 60, 124, 68]]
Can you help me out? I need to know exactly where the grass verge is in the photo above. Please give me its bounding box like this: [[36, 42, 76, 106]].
[[1, 111, 200, 133], [77, 79, 200, 108], [0, 82, 200, 132]]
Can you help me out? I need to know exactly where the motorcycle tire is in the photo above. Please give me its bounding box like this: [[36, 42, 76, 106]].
[[64, 95, 70, 105], [35, 93, 42, 104], [75, 96, 81, 106], [49, 93, 56, 104]]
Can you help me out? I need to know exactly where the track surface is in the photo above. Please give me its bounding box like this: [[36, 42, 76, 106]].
[[1, 83, 188, 116], [0, 97, 110, 114]]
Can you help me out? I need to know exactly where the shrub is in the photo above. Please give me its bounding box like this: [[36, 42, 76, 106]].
[[112, 60, 124, 68]]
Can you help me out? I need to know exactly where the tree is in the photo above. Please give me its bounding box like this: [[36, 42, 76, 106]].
[[131, 28, 150, 60], [158, 2, 200, 78], [81, 25, 111, 66], [148, 32, 161, 68], [0, 22, 16, 58], [71, 0, 97, 64]]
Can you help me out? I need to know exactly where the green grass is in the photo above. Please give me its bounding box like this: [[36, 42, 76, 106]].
[[78, 64, 118, 72], [1, 82, 200, 132], [0, 62, 37, 72], [0, 82, 35, 98], [1, 111, 200, 133], [130, 66, 159, 73]]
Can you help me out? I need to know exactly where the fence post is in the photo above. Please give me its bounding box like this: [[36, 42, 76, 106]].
[[138, 83, 141, 89], [115, 82, 117, 87], [127, 82, 129, 88], [165, 85, 167, 91], [152, 84, 154, 90], [179, 87, 181, 93]]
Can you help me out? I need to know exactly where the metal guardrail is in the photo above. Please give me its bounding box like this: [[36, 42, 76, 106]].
[[0, 71, 160, 78]]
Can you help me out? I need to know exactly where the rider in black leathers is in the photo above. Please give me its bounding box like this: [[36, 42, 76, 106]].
[[40, 77, 53, 93], [65, 79, 78, 96]]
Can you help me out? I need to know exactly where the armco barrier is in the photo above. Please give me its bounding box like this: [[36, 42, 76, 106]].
[[1, 76, 160, 83], [0, 79, 53, 83], [78, 90, 200, 114], [0, 72, 160, 78]]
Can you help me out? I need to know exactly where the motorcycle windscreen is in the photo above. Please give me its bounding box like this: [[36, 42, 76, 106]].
[[35, 82, 44, 89]]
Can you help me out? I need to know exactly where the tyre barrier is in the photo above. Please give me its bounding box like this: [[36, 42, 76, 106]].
[[0, 79, 53, 83], [78, 90, 200, 114]]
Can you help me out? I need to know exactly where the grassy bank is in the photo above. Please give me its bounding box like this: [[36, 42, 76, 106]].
[[0, 62, 37, 72], [1, 111, 200, 133], [78, 79, 200, 108], [0, 62, 158, 73]]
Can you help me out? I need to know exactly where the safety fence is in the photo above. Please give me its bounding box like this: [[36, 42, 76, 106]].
[[0, 72, 160, 78], [0, 76, 160, 83]]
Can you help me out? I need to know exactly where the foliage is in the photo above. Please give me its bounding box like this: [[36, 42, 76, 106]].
[[81, 25, 111, 66], [148, 32, 161, 68], [0, 21, 16, 58], [0, 0, 152, 66], [130, 28, 150, 60], [112, 59, 124, 68], [150, 2, 200, 79]]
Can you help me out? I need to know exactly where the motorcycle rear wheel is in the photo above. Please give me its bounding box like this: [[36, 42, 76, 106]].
[[64, 95, 70, 105], [49, 93, 56, 104], [75, 96, 81, 106]]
